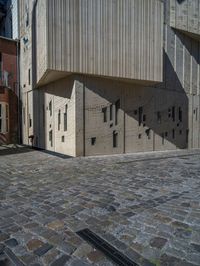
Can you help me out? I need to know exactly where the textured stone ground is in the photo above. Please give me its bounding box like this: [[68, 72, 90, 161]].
[[0, 146, 200, 266]]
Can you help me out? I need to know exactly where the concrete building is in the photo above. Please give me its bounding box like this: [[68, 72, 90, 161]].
[[19, 0, 200, 157], [0, 36, 19, 144]]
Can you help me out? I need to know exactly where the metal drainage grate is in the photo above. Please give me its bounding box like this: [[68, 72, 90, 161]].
[[76, 228, 138, 266], [0, 245, 25, 266]]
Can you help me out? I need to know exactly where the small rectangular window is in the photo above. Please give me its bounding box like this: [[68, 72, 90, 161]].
[[91, 137, 96, 146], [138, 107, 143, 126], [162, 133, 164, 145], [58, 110, 61, 131], [110, 104, 113, 121], [157, 112, 161, 124], [0, 104, 2, 117], [178, 107, 182, 122], [113, 131, 118, 148], [0, 119, 2, 133], [172, 106, 175, 122], [64, 105, 67, 131], [102, 107, 107, 123], [186, 129, 189, 144], [49, 130, 53, 147], [115, 99, 120, 125], [28, 69, 31, 85], [29, 114, 32, 128], [172, 129, 175, 139], [61, 136, 65, 142], [49, 100, 52, 116]]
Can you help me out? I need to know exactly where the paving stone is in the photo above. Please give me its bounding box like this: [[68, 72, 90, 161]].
[[34, 243, 53, 256], [1, 148, 200, 265], [87, 250, 105, 263], [149, 237, 167, 249], [5, 238, 19, 248], [27, 239, 44, 251], [50, 254, 71, 266]]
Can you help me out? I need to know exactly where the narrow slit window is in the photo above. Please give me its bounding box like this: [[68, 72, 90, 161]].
[[172, 106, 175, 122], [113, 131, 118, 148], [102, 107, 107, 123], [49, 100, 52, 116], [138, 107, 143, 126], [178, 107, 182, 122], [28, 68, 31, 85], [91, 137, 96, 146], [157, 112, 161, 124], [29, 114, 32, 128], [115, 99, 120, 125], [64, 105, 67, 131], [49, 130, 53, 147], [58, 109, 61, 130], [110, 104, 113, 121], [172, 129, 175, 139], [186, 129, 189, 144]]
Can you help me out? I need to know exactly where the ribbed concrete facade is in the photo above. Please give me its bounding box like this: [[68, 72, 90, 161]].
[[19, 0, 200, 156]]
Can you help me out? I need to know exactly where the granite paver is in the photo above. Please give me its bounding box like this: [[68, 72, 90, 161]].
[[0, 146, 200, 265]]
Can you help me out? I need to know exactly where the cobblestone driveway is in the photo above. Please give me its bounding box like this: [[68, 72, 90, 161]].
[[0, 147, 200, 266]]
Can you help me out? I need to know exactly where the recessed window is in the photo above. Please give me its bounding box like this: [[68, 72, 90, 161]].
[[64, 105, 67, 131], [49, 130, 53, 147], [186, 129, 189, 144], [102, 107, 107, 123], [110, 104, 113, 121], [172, 106, 175, 122], [91, 137, 96, 146], [138, 107, 143, 126], [49, 100, 52, 116], [146, 128, 151, 140], [157, 112, 161, 124], [138, 134, 142, 139], [28, 69, 31, 85], [58, 109, 61, 131], [172, 129, 175, 139], [165, 132, 168, 137], [29, 114, 32, 128], [178, 107, 182, 122], [143, 115, 146, 122], [115, 99, 120, 125], [61, 136, 65, 142], [113, 131, 118, 148]]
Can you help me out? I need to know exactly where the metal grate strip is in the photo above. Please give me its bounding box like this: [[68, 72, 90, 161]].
[[76, 228, 138, 266]]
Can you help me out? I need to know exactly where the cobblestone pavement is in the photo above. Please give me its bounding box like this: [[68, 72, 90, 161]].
[[0, 147, 200, 266]]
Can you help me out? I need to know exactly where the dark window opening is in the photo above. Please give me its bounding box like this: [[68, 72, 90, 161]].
[[134, 110, 137, 115], [91, 137, 96, 146], [168, 108, 171, 118], [178, 107, 182, 122], [172, 106, 175, 122], [113, 131, 118, 148], [138, 134, 142, 139], [0, 104, 1, 117], [102, 107, 107, 123], [29, 114, 32, 128], [165, 132, 168, 137], [110, 104, 113, 121], [49, 130, 53, 147], [64, 105, 68, 131], [143, 115, 146, 122], [196, 108, 198, 121], [172, 129, 175, 139], [58, 110, 61, 130], [138, 106, 143, 126], [0, 119, 2, 133], [157, 112, 161, 124], [115, 99, 120, 125], [28, 68, 31, 85], [146, 128, 151, 140], [61, 136, 65, 142], [49, 101, 52, 116]]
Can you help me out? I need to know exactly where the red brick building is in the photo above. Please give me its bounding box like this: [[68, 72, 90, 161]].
[[0, 37, 19, 144]]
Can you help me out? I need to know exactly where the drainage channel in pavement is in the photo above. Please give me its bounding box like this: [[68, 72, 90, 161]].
[[77, 228, 138, 266], [0, 244, 24, 266]]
